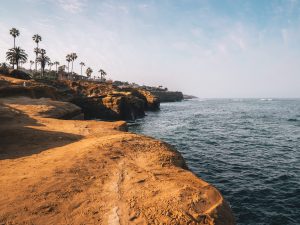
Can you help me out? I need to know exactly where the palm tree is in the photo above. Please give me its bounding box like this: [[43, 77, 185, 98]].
[[98, 69, 107, 81], [19, 58, 27, 68], [86, 67, 93, 79], [40, 49, 46, 56], [48, 62, 53, 71], [6, 47, 28, 70], [34, 47, 41, 72], [54, 61, 60, 73], [58, 65, 66, 72], [79, 62, 85, 76], [10, 28, 20, 49], [70, 53, 77, 74], [9, 28, 20, 69], [32, 34, 42, 72], [36, 49, 50, 77], [66, 54, 72, 74], [29, 60, 34, 70]]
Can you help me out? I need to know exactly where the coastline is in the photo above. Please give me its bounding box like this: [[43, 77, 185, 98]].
[[0, 75, 235, 224]]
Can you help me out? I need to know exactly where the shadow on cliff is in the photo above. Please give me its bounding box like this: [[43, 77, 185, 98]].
[[0, 104, 83, 160]]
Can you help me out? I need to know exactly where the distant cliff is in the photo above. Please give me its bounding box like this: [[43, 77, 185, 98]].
[[151, 91, 184, 102], [183, 94, 198, 100]]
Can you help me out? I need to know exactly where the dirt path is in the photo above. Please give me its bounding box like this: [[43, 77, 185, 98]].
[[0, 97, 235, 225]]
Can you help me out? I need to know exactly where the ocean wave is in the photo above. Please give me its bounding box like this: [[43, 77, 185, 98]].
[[260, 98, 273, 101]]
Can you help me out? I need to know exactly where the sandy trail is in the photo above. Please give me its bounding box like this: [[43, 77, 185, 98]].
[[0, 97, 235, 225]]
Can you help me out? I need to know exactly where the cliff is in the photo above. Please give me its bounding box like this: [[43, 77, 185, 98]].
[[0, 74, 235, 224], [0, 96, 235, 225], [0, 74, 160, 121], [151, 91, 184, 102]]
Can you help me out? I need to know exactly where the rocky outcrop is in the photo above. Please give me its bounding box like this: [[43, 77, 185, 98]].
[[0, 97, 83, 120], [137, 89, 160, 110], [102, 92, 146, 120], [71, 97, 122, 120], [72, 93, 145, 121], [151, 91, 184, 102], [0, 74, 159, 121], [40, 79, 160, 119], [115, 87, 160, 111]]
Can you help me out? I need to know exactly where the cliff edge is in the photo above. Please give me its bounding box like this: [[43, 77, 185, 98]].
[[0, 97, 235, 224]]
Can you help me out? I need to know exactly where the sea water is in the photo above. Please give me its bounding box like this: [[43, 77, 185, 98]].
[[129, 99, 300, 225]]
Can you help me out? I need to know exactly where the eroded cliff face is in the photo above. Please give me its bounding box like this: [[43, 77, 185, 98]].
[[137, 89, 160, 110], [0, 74, 160, 121], [40, 79, 161, 120], [0, 96, 235, 225]]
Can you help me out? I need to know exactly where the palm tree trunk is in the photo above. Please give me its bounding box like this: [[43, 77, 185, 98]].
[[13, 38, 16, 69], [71, 61, 74, 74], [35, 43, 38, 73], [67, 62, 70, 80], [81, 66, 82, 76], [35, 53, 38, 72]]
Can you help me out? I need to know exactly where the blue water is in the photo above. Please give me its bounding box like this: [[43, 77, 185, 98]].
[[129, 99, 300, 225]]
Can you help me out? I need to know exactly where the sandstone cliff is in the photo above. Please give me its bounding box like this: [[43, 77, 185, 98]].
[[0, 74, 160, 121], [0, 96, 235, 225]]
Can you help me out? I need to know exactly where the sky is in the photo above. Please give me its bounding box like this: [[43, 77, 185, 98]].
[[0, 0, 300, 98]]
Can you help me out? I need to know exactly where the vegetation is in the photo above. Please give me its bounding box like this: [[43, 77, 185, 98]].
[[86, 67, 93, 78], [48, 62, 53, 71], [54, 61, 59, 72], [70, 53, 77, 74], [36, 49, 50, 77], [30, 60, 34, 70], [32, 34, 42, 72], [3, 27, 112, 82], [9, 28, 20, 69], [80, 62, 85, 76], [58, 65, 66, 73], [98, 69, 107, 82], [6, 47, 28, 70], [66, 54, 72, 74]]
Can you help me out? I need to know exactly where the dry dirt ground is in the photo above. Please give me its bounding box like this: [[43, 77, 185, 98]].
[[0, 96, 235, 225]]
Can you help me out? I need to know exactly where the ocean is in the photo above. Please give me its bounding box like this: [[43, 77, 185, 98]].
[[129, 99, 300, 225]]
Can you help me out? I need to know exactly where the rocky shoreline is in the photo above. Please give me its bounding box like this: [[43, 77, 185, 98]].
[[0, 73, 235, 224]]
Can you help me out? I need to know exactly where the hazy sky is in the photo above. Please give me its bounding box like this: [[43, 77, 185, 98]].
[[1, 0, 300, 98]]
